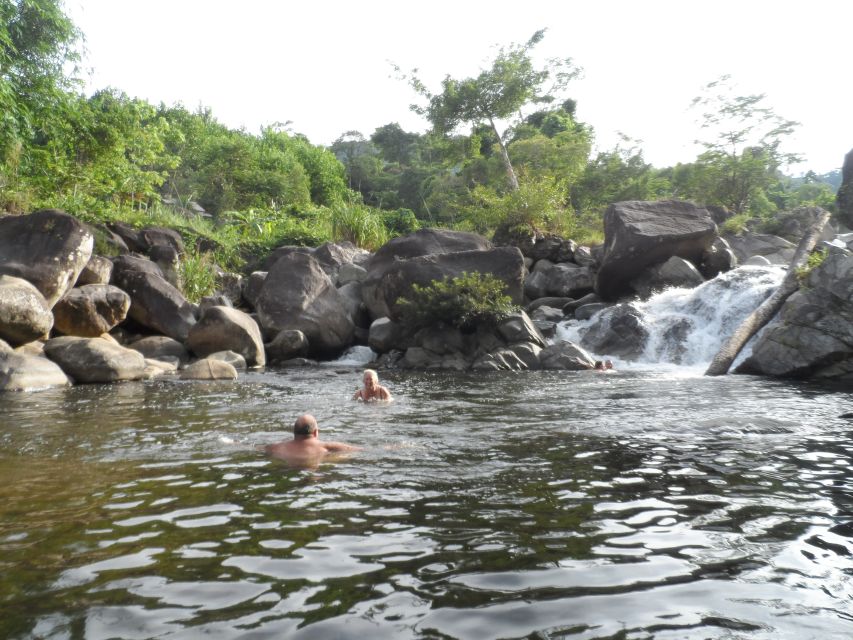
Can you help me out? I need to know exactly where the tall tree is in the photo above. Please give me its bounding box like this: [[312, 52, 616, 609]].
[[397, 29, 580, 191], [0, 0, 80, 159], [689, 75, 801, 214]]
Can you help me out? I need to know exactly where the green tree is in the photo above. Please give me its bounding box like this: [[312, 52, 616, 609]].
[[689, 75, 801, 213], [0, 0, 80, 158], [397, 29, 580, 191]]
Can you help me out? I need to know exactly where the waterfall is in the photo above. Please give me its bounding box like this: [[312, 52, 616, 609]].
[[555, 265, 786, 367]]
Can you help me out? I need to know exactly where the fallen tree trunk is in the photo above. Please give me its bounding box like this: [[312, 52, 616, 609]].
[[704, 208, 831, 376]]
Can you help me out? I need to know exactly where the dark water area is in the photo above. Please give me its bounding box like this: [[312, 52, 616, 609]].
[[1, 366, 853, 639]]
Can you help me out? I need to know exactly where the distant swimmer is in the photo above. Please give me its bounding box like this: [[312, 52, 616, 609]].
[[353, 368, 393, 402], [593, 360, 615, 372], [263, 414, 361, 467]]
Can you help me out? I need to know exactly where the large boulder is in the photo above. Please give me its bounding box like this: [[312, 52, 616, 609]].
[[630, 256, 705, 298], [255, 252, 354, 355], [362, 228, 493, 319], [186, 305, 265, 367], [111, 258, 196, 341], [0, 351, 70, 391], [44, 336, 147, 383], [539, 341, 596, 370], [0, 275, 54, 346], [52, 284, 130, 337], [699, 237, 737, 279], [580, 303, 649, 360], [724, 233, 796, 265], [736, 253, 853, 379], [0, 209, 93, 306], [595, 200, 717, 300], [365, 246, 525, 322]]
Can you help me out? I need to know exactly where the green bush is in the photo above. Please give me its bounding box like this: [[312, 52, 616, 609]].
[[397, 271, 518, 331], [179, 249, 218, 302], [795, 248, 828, 285], [383, 208, 420, 236], [328, 202, 389, 250]]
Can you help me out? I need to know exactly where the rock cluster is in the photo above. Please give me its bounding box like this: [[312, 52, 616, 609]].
[[1, 200, 848, 390]]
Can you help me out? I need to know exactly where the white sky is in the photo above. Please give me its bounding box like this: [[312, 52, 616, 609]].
[[66, 0, 851, 174]]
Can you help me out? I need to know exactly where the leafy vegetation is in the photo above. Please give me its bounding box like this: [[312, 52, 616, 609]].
[[0, 1, 843, 307], [795, 248, 828, 285], [397, 272, 518, 331]]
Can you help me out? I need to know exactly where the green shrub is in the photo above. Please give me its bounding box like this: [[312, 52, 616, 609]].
[[719, 212, 753, 235], [795, 248, 828, 285], [179, 249, 218, 302], [397, 271, 518, 331], [328, 202, 389, 250], [383, 208, 420, 236]]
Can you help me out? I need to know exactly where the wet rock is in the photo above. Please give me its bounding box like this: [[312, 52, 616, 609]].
[[179, 358, 238, 380], [0, 351, 70, 391], [128, 336, 190, 365], [44, 336, 147, 383], [256, 252, 354, 355], [0, 275, 53, 346], [538, 341, 596, 370], [186, 306, 265, 367]]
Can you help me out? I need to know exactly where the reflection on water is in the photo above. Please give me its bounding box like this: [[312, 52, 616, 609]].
[[1, 368, 853, 639]]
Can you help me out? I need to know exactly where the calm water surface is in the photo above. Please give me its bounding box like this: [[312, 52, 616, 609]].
[[1, 366, 852, 639]]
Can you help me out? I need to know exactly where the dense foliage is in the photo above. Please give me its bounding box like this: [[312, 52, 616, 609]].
[[0, 0, 844, 306], [397, 272, 518, 331]]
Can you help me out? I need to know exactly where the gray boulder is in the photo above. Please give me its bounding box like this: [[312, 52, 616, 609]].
[[256, 252, 354, 355], [630, 256, 705, 298], [128, 336, 190, 364], [368, 317, 411, 354], [337, 262, 368, 286], [242, 271, 267, 309], [112, 262, 196, 342], [362, 228, 493, 319], [0, 275, 53, 346], [76, 255, 113, 286], [266, 329, 309, 363], [367, 246, 525, 322], [179, 358, 238, 380], [580, 303, 649, 360], [0, 209, 93, 306], [699, 237, 737, 279], [186, 305, 265, 367], [44, 336, 147, 383], [736, 253, 853, 379], [52, 284, 130, 337], [540, 263, 595, 298], [206, 350, 248, 371], [596, 200, 717, 300], [497, 311, 545, 347], [149, 244, 181, 289], [539, 341, 596, 370], [0, 351, 70, 391], [724, 233, 796, 265]]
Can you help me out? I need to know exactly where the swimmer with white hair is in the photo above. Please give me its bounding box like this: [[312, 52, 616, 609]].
[[352, 369, 392, 402]]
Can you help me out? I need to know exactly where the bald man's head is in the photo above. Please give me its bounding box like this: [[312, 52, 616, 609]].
[[293, 413, 318, 437]]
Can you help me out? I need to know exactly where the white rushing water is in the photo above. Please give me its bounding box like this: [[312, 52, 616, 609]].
[[556, 265, 786, 369]]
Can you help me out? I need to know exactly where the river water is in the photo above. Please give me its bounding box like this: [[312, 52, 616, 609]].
[[2, 269, 853, 639]]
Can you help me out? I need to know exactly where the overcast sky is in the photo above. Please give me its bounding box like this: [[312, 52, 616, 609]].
[[66, 0, 850, 174]]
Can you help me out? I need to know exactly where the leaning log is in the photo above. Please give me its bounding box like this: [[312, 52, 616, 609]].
[[704, 208, 831, 376]]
